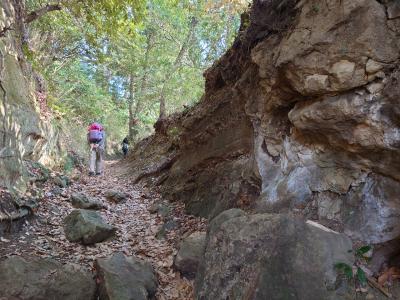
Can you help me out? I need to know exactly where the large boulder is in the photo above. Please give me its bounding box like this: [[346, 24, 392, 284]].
[[174, 231, 206, 279], [95, 252, 157, 300], [0, 256, 96, 300], [71, 192, 105, 210], [195, 213, 354, 300], [63, 209, 116, 244]]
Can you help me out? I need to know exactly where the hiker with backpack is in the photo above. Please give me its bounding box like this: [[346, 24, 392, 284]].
[[87, 122, 106, 176], [122, 137, 129, 158]]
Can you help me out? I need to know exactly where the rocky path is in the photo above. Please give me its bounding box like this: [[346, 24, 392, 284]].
[[0, 160, 206, 299]]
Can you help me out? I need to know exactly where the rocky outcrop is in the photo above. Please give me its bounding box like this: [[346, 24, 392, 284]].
[[128, 0, 400, 246], [195, 212, 354, 300], [63, 209, 116, 244], [0, 1, 63, 191], [95, 252, 157, 300], [0, 256, 96, 300]]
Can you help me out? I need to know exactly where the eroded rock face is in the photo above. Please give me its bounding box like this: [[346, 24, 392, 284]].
[[0, 1, 62, 190], [95, 252, 157, 300], [128, 0, 400, 245], [0, 256, 96, 300], [195, 213, 354, 300]]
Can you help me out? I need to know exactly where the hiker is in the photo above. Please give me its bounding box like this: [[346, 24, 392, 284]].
[[122, 137, 129, 158], [87, 122, 106, 176]]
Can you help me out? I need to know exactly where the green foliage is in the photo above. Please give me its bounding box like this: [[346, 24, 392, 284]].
[[356, 267, 367, 287], [356, 245, 372, 258], [25, 0, 243, 149], [63, 155, 75, 174], [335, 245, 372, 291], [334, 263, 353, 280]]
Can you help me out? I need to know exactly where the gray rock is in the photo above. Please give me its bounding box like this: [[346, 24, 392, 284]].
[[50, 186, 63, 196], [343, 174, 400, 244], [71, 192, 104, 210], [63, 209, 116, 244], [148, 202, 171, 218], [0, 256, 96, 300], [53, 175, 71, 188], [387, 1, 400, 19], [208, 208, 245, 236], [95, 252, 157, 300], [105, 190, 128, 203], [195, 213, 354, 300], [174, 231, 206, 279], [155, 220, 179, 240]]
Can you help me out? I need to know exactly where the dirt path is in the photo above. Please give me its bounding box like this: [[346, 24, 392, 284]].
[[0, 161, 206, 299]]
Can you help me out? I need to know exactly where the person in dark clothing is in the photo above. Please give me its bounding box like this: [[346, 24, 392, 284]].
[[122, 137, 129, 158]]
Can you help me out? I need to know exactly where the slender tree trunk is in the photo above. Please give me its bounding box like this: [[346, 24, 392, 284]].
[[133, 30, 154, 118], [158, 16, 197, 120], [128, 74, 136, 141]]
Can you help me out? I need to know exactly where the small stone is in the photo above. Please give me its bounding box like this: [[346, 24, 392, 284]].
[[387, 1, 400, 19], [148, 203, 159, 214], [50, 186, 63, 196], [105, 190, 128, 203], [71, 193, 104, 210]]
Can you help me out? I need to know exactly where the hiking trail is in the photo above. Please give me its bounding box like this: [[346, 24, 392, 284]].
[[0, 160, 207, 300]]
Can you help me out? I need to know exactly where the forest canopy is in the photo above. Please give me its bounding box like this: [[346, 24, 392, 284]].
[[22, 0, 249, 151]]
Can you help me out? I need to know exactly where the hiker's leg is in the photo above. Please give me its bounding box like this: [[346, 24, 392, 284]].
[[96, 148, 104, 174], [89, 148, 96, 174]]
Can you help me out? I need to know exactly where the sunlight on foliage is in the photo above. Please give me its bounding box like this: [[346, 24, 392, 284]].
[[25, 0, 242, 149]]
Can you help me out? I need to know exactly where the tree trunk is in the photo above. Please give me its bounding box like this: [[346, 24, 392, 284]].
[[157, 16, 198, 121], [133, 30, 155, 118], [128, 74, 137, 141]]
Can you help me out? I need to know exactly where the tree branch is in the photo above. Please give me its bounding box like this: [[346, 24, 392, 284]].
[[25, 4, 62, 23], [0, 25, 13, 37]]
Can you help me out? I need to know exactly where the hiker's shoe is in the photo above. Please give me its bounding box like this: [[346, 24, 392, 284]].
[[95, 172, 102, 176], [88, 172, 95, 176]]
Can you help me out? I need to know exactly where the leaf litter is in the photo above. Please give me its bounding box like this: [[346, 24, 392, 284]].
[[0, 161, 207, 300]]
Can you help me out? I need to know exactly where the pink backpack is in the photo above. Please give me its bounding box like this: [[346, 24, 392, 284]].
[[88, 123, 103, 143]]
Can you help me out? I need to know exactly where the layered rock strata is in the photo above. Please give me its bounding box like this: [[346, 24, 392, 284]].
[[129, 0, 400, 246]]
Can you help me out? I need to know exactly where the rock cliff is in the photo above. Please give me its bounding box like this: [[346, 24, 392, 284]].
[[129, 0, 400, 247], [0, 0, 62, 191]]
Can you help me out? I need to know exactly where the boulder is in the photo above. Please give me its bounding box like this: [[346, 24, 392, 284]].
[[71, 193, 104, 210], [195, 213, 354, 300], [105, 190, 128, 203], [0, 256, 96, 300], [95, 252, 157, 300], [63, 209, 116, 244], [174, 231, 206, 279]]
